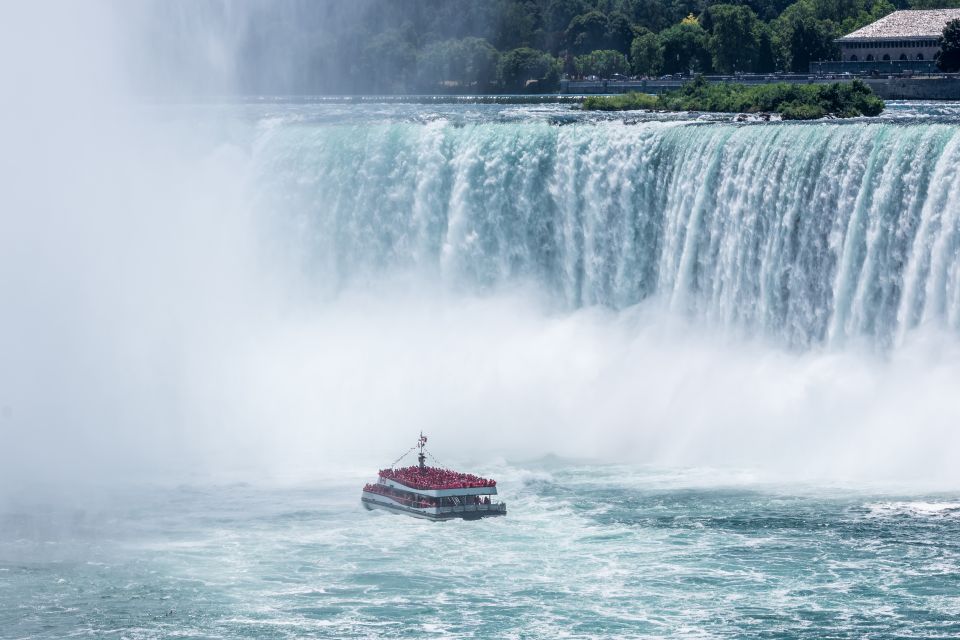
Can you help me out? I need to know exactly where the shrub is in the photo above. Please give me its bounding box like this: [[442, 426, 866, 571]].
[[779, 101, 826, 120], [582, 92, 660, 110], [582, 78, 883, 118]]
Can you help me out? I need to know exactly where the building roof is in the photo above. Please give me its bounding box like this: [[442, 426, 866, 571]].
[[838, 9, 960, 40]]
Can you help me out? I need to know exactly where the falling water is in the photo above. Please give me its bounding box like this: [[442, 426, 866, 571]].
[[4, 0, 960, 634], [257, 117, 960, 349]]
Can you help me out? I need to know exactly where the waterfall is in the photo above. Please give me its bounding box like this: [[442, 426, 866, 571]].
[[256, 118, 960, 349]]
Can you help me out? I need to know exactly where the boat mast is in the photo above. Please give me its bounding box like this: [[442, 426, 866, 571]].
[[417, 432, 427, 473]]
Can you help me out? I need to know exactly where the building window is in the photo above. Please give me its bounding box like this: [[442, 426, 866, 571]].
[[866, 54, 874, 61], [917, 53, 924, 60], [882, 54, 890, 61], [900, 53, 907, 60], [850, 54, 858, 61]]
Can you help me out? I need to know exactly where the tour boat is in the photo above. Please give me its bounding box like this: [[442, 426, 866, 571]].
[[361, 434, 506, 521]]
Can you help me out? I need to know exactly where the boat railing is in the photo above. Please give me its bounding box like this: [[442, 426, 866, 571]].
[[436, 503, 506, 514], [364, 489, 505, 513]]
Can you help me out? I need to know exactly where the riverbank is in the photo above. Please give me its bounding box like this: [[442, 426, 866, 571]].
[[566, 75, 960, 102], [582, 79, 885, 119]]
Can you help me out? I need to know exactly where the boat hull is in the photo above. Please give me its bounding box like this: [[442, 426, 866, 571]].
[[361, 493, 506, 521]]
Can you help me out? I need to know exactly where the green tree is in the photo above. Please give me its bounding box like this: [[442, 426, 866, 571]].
[[938, 18, 960, 70], [659, 20, 713, 73], [545, 0, 587, 32], [499, 47, 561, 91], [630, 29, 665, 75], [461, 37, 501, 86], [772, 1, 840, 72], [838, 0, 896, 34], [418, 37, 500, 90], [492, 0, 539, 50], [755, 22, 778, 72], [606, 11, 637, 53], [621, 0, 673, 32], [542, 0, 586, 52], [742, 0, 799, 22], [562, 9, 636, 55], [417, 40, 454, 88], [574, 49, 630, 76], [704, 4, 763, 73], [911, 0, 960, 7], [357, 29, 418, 93], [566, 11, 610, 54]]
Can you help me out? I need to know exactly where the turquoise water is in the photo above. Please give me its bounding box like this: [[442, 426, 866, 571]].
[[3, 465, 960, 638], [244, 101, 960, 348], [6, 102, 960, 638]]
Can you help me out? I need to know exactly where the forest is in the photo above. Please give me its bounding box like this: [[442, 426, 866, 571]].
[[145, 0, 959, 94]]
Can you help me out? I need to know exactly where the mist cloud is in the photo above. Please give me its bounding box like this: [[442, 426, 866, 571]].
[[2, 2, 959, 507]]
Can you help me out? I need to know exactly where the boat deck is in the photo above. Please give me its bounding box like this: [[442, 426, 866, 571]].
[[362, 491, 506, 520], [378, 465, 496, 490], [361, 435, 506, 521]]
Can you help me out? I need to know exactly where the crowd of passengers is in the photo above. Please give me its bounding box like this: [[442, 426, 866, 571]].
[[379, 465, 497, 489], [363, 483, 494, 508]]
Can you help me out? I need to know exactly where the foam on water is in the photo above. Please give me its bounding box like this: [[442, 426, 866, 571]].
[[865, 501, 960, 518], [4, 465, 959, 638], [4, 2, 960, 635]]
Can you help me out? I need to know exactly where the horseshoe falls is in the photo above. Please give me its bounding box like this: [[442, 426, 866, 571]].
[[262, 116, 960, 350], [6, 96, 960, 638]]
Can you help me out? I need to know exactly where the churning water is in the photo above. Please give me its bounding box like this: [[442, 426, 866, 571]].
[[4, 466, 960, 639], [4, 102, 960, 638]]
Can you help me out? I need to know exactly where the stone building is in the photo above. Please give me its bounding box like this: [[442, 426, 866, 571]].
[[837, 9, 960, 63]]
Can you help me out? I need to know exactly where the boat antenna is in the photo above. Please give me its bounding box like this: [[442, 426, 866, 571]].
[[425, 449, 448, 470], [417, 432, 427, 473]]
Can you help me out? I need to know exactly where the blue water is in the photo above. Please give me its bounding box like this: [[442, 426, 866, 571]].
[[238, 100, 960, 348], [3, 465, 960, 638], [6, 101, 960, 638]]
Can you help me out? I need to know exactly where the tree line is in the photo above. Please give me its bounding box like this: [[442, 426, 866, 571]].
[[162, 0, 960, 94]]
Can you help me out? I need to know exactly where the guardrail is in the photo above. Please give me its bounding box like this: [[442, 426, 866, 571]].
[[810, 60, 938, 74], [364, 491, 506, 514], [436, 503, 506, 514]]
